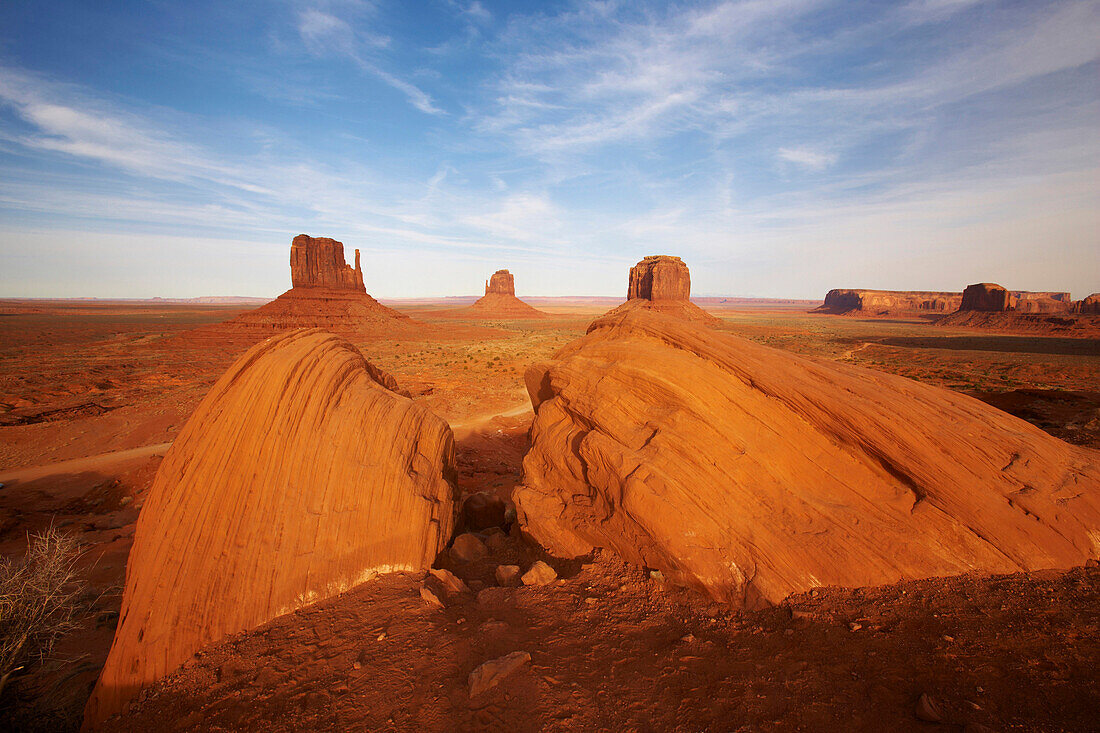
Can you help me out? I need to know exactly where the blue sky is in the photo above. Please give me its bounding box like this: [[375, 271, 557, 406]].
[[0, 0, 1097, 298]]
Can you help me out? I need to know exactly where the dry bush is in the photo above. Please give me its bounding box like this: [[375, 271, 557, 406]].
[[0, 527, 86, 698]]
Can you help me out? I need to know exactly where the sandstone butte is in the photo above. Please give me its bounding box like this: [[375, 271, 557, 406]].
[[448, 269, 547, 319], [216, 235, 419, 336], [514, 308, 1100, 608], [816, 287, 1075, 316], [83, 329, 457, 728], [937, 283, 1099, 335], [603, 255, 718, 324]]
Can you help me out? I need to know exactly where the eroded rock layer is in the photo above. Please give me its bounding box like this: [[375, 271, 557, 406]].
[[960, 283, 1012, 312], [485, 269, 516, 296], [85, 330, 457, 727], [515, 309, 1100, 607]]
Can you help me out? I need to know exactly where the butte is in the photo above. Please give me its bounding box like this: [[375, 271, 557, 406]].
[[603, 255, 718, 324], [212, 234, 421, 338], [441, 269, 548, 319]]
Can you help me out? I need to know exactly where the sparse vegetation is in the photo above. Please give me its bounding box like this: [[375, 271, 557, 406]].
[[0, 527, 87, 698]]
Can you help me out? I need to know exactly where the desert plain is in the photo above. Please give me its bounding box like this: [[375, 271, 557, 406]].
[[1, 270, 1097, 730]]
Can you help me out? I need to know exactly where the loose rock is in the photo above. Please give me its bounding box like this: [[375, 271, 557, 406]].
[[429, 568, 469, 596], [521, 561, 558, 586], [495, 565, 521, 586], [915, 692, 944, 723], [468, 651, 531, 698], [451, 533, 488, 562]]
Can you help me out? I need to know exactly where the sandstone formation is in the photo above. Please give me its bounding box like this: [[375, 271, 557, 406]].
[[485, 269, 516, 296], [960, 283, 1012, 312], [442, 269, 547, 319], [514, 309, 1100, 607], [211, 234, 417, 338], [290, 234, 365, 291], [84, 330, 457, 727], [1077, 294, 1100, 314], [604, 256, 718, 323], [816, 289, 962, 315]]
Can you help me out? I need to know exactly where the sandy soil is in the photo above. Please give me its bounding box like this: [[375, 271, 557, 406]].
[[0, 300, 1097, 730]]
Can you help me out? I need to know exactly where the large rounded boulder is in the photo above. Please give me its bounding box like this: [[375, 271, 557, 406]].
[[85, 329, 456, 727], [515, 309, 1099, 607]]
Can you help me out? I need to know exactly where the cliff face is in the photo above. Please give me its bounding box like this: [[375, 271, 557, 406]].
[[515, 309, 1099, 607], [485, 270, 516, 296], [817, 289, 961, 315], [289, 235, 365, 292], [84, 330, 456, 727]]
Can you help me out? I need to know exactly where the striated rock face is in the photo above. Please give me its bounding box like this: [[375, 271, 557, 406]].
[[960, 283, 1011, 312], [84, 330, 457, 727], [515, 309, 1100, 608], [1012, 291, 1072, 314], [817, 289, 962, 315], [1077, 294, 1100, 314], [290, 234, 365, 291], [607, 256, 717, 323], [628, 255, 691, 301], [485, 270, 516, 296]]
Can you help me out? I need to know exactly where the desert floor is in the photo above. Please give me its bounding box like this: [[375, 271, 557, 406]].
[[1, 300, 1098, 731]]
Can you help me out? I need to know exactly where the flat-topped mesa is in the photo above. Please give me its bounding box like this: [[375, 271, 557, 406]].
[[1077, 294, 1100, 314], [290, 234, 365, 292], [817, 289, 961, 315], [960, 283, 1012, 312], [485, 269, 516, 296], [606, 256, 718, 324], [628, 255, 691, 301]]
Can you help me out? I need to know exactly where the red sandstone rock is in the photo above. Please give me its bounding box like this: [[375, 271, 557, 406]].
[[960, 283, 1011, 312], [208, 235, 416, 338], [817, 289, 962, 315], [514, 308, 1100, 607], [1077, 294, 1100, 314], [485, 270, 516, 296], [606, 256, 717, 323], [83, 329, 456, 727], [290, 234, 365, 291], [443, 269, 547, 320], [468, 651, 531, 697]]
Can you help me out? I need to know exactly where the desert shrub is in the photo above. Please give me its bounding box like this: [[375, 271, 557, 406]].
[[0, 528, 86, 698]]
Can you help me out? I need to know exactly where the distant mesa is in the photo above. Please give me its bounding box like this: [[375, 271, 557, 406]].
[[515, 308, 1100, 607], [84, 329, 457, 727], [937, 282, 1097, 335], [959, 282, 1011, 312], [211, 234, 419, 337], [604, 255, 718, 324], [1077, 293, 1100, 314], [440, 268, 548, 319], [816, 289, 962, 315]]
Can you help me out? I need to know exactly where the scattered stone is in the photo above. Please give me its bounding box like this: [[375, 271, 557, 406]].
[[848, 622, 863, 632], [468, 651, 532, 698], [430, 568, 469, 596], [485, 533, 507, 552], [495, 565, 521, 586], [648, 569, 664, 581], [521, 560, 558, 586], [680, 634, 696, 644], [915, 692, 944, 723], [451, 533, 488, 562], [942, 635, 955, 643], [420, 585, 445, 609], [119, 495, 133, 506]]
